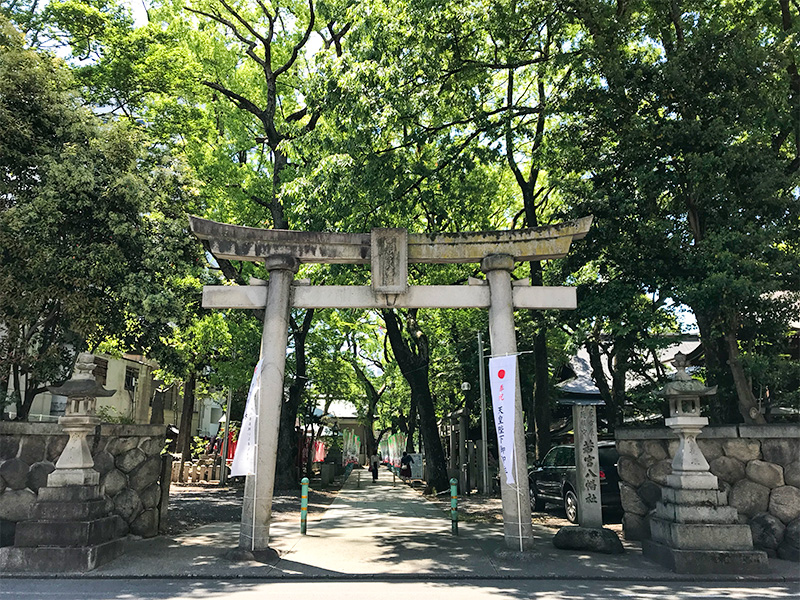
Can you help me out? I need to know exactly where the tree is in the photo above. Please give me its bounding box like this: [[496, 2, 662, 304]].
[[555, 0, 800, 423], [0, 18, 199, 419], [382, 308, 451, 493]]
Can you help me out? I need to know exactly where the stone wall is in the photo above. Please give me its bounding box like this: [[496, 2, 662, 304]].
[[615, 424, 800, 561], [0, 422, 169, 544]]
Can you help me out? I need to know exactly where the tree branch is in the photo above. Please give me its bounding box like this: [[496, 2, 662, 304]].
[[273, 0, 315, 77], [201, 80, 269, 127]]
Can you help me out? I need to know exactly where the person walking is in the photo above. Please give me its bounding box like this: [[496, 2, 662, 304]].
[[370, 451, 380, 482], [400, 451, 414, 483]]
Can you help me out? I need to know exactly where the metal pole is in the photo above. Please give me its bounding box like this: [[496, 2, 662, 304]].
[[300, 477, 309, 534], [450, 478, 459, 535], [478, 332, 489, 496], [220, 389, 231, 487]]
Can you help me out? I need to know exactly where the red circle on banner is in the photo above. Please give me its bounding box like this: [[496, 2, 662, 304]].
[[498, 369, 506, 379]]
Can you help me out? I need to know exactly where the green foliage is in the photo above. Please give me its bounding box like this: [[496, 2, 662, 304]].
[[549, 0, 800, 423], [5, 0, 797, 437], [0, 17, 201, 419], [96, 405, 136, 424]]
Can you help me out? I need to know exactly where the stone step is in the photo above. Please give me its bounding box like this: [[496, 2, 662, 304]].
[[650, 517, 755, 551], [660, 486, 728, 506], [32, 498, 108, 522], [655, 501, 739, 524], [14, 516, 122, 548], [0, 538, 125, 572], [643, 539, 769, 574]]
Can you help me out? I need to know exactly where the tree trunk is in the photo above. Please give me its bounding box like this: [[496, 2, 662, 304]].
[[609, 342, 629, 430], [586, 339, 613, 407], [12, 364, 23, 420], [349, 359, 382, 457], [177, 372, 197, 462], [724, 329, 767, 425], [150, 391, 164, 425], [382, 309, 449, 493], [532, 326, 551, 460], [406, 397, 417, 453], [275, 309, 314, 489], [694, 309, 738, 423], [0, 366, 8, 421]]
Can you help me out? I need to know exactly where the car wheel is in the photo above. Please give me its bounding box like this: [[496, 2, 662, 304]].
[[564, 488, 579, 524]]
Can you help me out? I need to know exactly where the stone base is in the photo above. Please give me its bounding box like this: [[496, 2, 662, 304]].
[[1, 483, 126, 572], [32, 497, 108, 521], [47, 468, 100, 487], [661, 486, 728, 506], [225, 547, 280, 564], [0, 538, 125, 572], [643, 539, 769, 574], [655, 501, 738, 524], [650, 517, 754, 550], [14, 515, 123, 547], [665, 472, 718, 490], [38, 484, 102, 502]]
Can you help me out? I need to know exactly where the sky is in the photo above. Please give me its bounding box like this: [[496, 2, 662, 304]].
[[127, 0, 148, 27]]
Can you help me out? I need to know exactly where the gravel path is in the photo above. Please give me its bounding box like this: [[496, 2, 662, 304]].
[[162, 475, 621, 536], [162, 480, 342, 536]]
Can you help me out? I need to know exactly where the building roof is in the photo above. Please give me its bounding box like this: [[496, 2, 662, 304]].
[[556, 337, 703, 398]]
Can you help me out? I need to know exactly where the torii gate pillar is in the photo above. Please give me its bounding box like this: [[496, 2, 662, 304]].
[[482, 254, 534, 550], [240, 255, 299, 551]]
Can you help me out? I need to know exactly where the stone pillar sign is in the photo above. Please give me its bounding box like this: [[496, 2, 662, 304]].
[[643, 353, 768, 574], [573, 401, 603, 528], [552, 398, 623, 555]]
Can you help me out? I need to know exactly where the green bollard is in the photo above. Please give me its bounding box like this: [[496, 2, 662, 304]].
[[450, 478, 458, 535], [300, 477, 309, 535]]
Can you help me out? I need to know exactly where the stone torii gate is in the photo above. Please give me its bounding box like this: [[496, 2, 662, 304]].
[[190, 215, 592, 552]]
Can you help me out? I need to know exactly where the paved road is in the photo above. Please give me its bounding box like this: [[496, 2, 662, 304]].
[[2, 578, 798, 600]]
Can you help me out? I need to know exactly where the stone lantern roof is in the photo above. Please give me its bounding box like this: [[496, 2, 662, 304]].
[[657, 352, 716, 399], [48, 353, 116, 399]]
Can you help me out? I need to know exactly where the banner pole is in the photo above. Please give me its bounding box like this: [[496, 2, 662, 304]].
[[251, 376, 259, 552], [517, 484, 523, 552]]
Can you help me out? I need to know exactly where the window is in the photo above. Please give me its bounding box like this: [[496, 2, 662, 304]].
[[94, 358, 108, 386], [542, 448, 560, 467], [124, 367, 138, 391]]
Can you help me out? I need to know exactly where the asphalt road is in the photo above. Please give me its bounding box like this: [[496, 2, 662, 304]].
[[2, 579, 798, 600]]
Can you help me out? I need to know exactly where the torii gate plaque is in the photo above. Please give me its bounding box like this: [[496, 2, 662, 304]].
[[190, 215, 592, 552]]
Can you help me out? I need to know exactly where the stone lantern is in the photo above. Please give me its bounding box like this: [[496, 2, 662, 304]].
[[46, 352, 116, 487], [642, 352, 768, 574], [0, 352, 125, 572], [659, 352, 718, 490]]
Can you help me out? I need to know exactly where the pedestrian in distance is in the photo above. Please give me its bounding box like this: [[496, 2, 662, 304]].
[[400, 451, 413, 483], [370, 451, 379, 482]]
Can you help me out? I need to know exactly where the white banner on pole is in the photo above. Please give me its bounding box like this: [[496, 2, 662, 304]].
[[489, 355, 517, 485], [230, 359, 262, 477]]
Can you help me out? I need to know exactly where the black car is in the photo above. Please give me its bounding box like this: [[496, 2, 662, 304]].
[[528, 442, 621, 523]]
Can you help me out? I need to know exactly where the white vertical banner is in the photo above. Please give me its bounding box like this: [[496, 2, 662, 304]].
[[230, 359, 263, 477], [489, 355, 517, 485]]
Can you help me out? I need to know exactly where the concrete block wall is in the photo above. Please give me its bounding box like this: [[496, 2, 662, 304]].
[[0, 422, 168, 543], [615, 424, 800, 561]]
